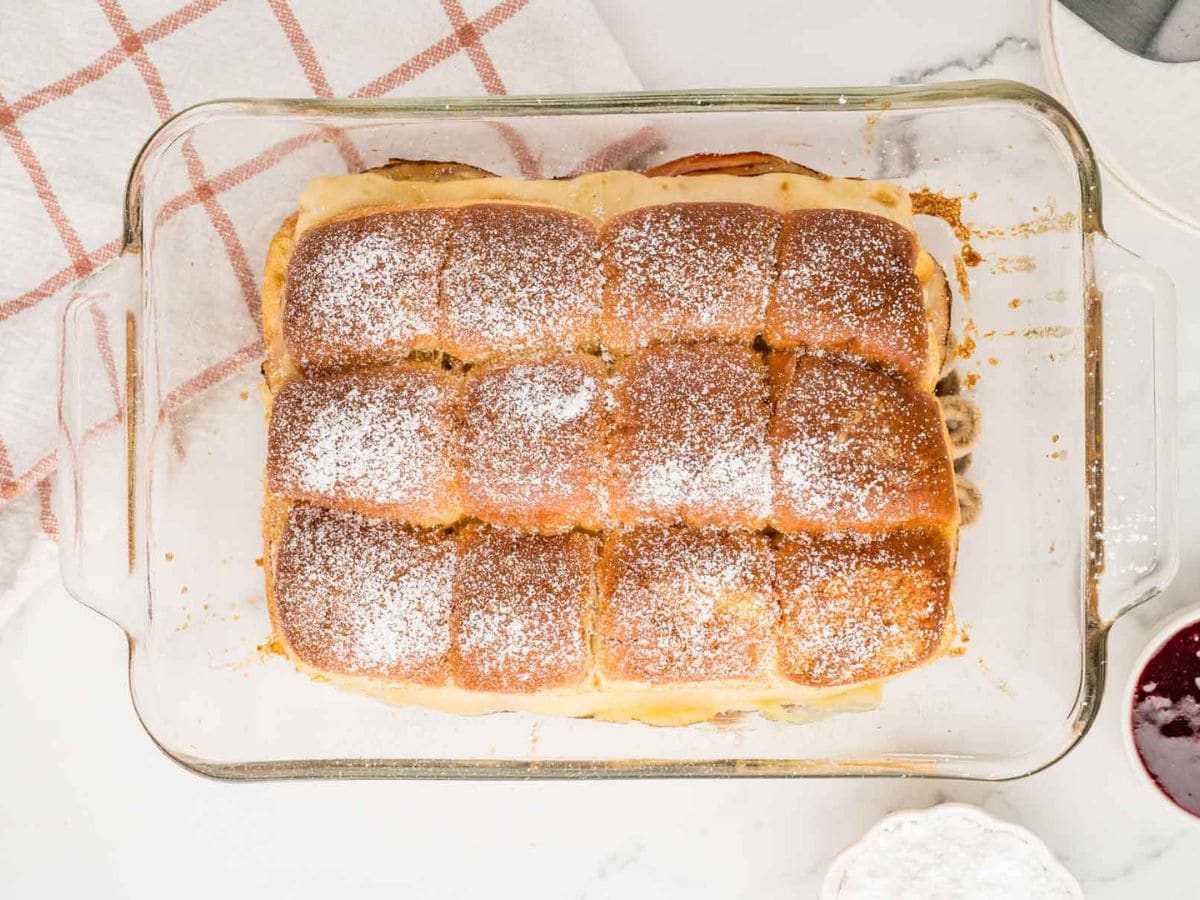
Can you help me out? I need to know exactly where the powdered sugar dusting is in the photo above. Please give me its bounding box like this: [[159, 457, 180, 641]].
[[451, 526, 594, 692], [599, 525, 776, 682], [769, 208, 928, 381], [770, 355, 957, 530], [484, 358, 598, 424], [775, 529, 951, 686], [601, 202, 780, 350], [270, 194, 958, 700], [440, 204, 602, 361], [284, 209, 452, 371], [274, 504, 456, 682], [267, 369, 460, 524], [612, 343, 771, 528], [460, 354, 607, 531]]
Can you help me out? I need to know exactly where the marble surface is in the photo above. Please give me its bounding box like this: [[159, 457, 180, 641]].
[[2, 1, 1198, 896]]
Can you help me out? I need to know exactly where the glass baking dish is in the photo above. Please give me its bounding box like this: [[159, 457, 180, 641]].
[[56, 81, 1177, 780]]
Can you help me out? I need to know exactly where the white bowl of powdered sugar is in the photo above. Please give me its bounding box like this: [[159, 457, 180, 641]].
[[821, 803, 1082, 900]]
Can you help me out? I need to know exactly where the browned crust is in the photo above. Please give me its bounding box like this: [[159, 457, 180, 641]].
[[768, 353, 961, 533], [458, 352, 609, 533], [271, 503, 456, 683], [449, 525, 596, 693], [438, 203, 603, 363], [365, 158, 497, 183], [643, 151, 828, 180], [282, 207, 453, 375], [609, 343, 771, 530], [774, 527, 958, 687], [599, 201, 780, 352], [266, 364, 463, 526], [596, 525, 776, 683], [767, 208, 937, 390]]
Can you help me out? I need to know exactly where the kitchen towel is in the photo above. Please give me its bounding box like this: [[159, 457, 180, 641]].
[[0, 0, 643, 630]]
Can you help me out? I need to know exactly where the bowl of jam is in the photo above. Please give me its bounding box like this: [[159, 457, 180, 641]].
[[1125, 605, 1200, 821]]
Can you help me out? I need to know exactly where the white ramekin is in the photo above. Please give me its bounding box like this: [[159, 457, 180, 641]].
[[821, 802, 1082, 899]]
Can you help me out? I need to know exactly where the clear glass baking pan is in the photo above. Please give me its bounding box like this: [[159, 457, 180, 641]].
[[56, 81, 1177, 780]]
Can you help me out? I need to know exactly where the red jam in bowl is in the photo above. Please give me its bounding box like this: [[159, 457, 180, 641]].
[[1131, 621, 1200, 817]]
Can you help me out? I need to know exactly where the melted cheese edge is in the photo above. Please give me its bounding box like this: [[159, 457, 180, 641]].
[[294, 170, 914, 235]]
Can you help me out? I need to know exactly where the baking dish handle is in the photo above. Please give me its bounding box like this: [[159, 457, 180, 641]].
[[1092, 235, 1179, 624], [56, 254, 142, 640]]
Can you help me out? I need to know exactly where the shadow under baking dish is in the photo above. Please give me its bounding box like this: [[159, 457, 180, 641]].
[[57, 83, 1176, 780]]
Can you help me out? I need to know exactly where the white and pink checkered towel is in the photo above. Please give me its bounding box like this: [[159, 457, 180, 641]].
[[0, 0, 641, 628]]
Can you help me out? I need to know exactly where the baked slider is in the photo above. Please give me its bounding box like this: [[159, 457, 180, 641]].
[[266, 365, 462, 526], [596, 524, 776, 684], [439, 203, 603, 362], [281, 207, 453, 375], [767, 208, 944, 390], [450, 525, 597, 693], [271, 503, 457, 684], [599, 201, 780, 352], [774, 528, 955, 687], [609, 342, 772, 529], [768, 353, 959, 532], [458, 352, 608, 533]]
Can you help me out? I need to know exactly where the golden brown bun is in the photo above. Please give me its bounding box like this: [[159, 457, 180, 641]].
[[282, 207, 453, 374], [266, 365, 462, 526], [450, 525, 596, 693], [596, 525, 775, 683], [767, 208, 938, 390], [638, 152, 953, 375], [439, 203, 603, 362], [610, 343, 771, 529], [260, 152, 962, 717], [458, 352, 609, 533], [768, 353, 959, 532], [272, 503, 457, 683], [265, 154, 946, 384], [774, 528, 955, 687], [599, 202, 780, 352]]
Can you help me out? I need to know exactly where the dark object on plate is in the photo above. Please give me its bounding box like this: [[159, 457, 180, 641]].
[[1130, 619, 1200, 817], [1060, 0, 1200, 62]]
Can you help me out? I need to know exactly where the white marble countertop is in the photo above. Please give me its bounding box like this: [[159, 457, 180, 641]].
[[2, 1, 1197, 896]]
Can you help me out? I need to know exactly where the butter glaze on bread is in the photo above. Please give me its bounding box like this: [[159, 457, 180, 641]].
[[600, 202, 780, 352], [610, 343, 772, 529], [266, 365, 462, 526], [774, 528, 955, 687], [768, 353, 959, 532], [459, 352, 608, 532], [262, 152, 963, 723], [768, 208, 938, 389]]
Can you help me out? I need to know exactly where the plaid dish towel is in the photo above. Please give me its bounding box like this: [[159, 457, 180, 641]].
[[0, 0, 642, 629]]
